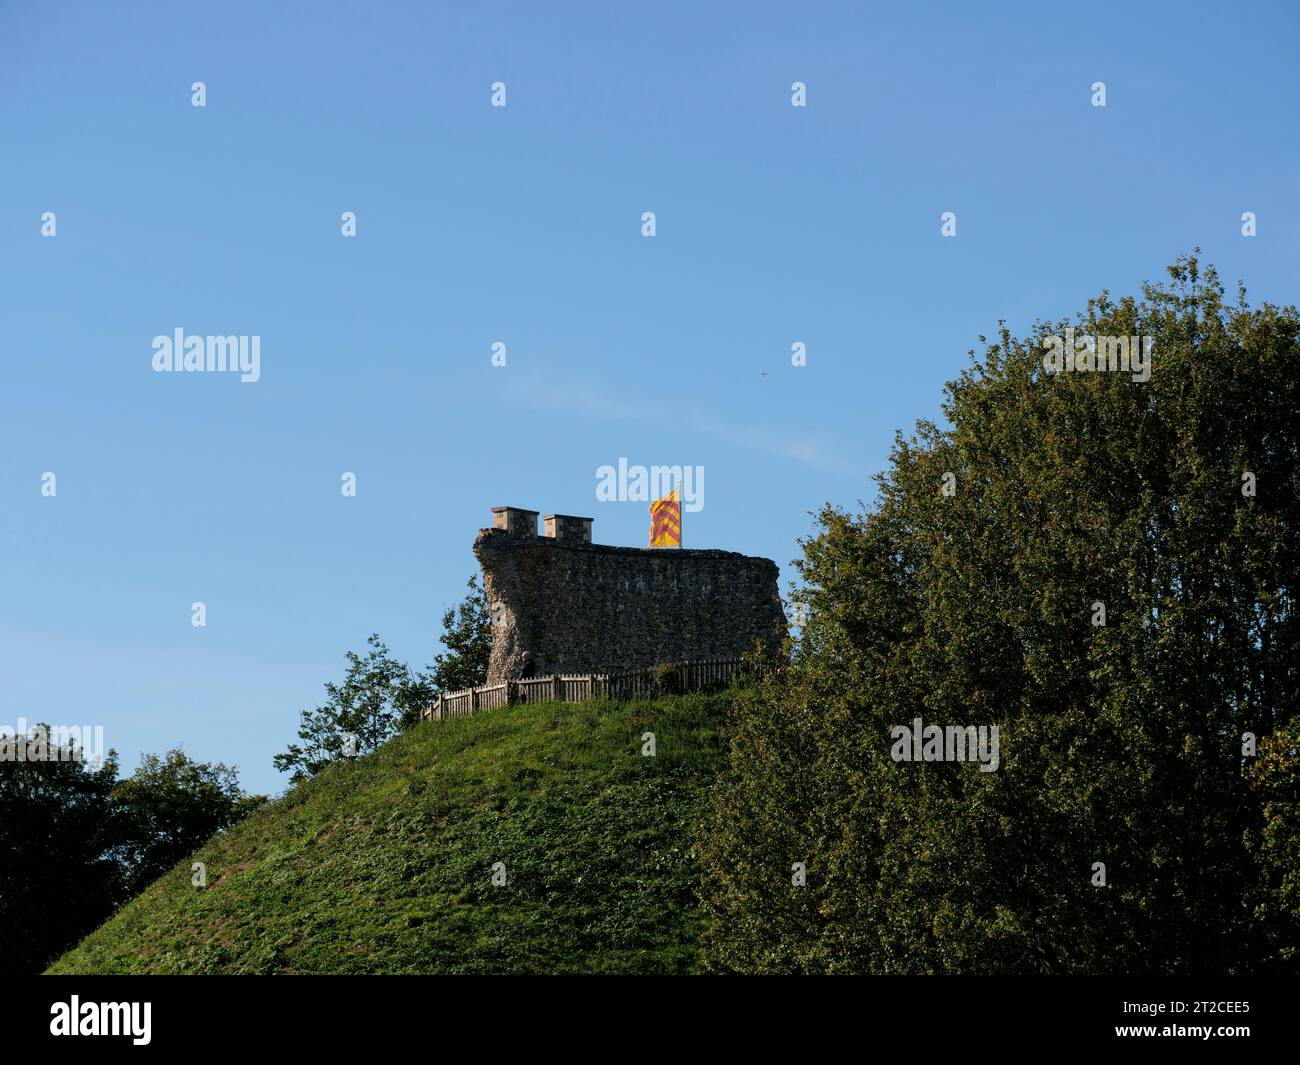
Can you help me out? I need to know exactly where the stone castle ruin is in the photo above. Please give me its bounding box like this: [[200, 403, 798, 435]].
[[475, 506, 787, 683]]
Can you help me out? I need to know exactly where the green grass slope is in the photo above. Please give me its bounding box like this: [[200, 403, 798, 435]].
[[49, 692, 731, 974]]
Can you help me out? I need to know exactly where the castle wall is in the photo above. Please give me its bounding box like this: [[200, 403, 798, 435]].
[[473, 523, 786, 683]]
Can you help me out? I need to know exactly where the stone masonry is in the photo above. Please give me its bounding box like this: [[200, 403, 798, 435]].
[[475, 506, 786, 683]]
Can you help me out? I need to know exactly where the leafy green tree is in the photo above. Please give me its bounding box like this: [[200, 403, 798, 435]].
[[273, 578, 491, 783], [0, 727, 122, 975], [111, 749, 264, 895], [1, 730, 264, 973], [700, 254, 1299, 974], [1246, 718, 1300, 967], [275, 634, 426, 783], [427, 575, 492, 694]]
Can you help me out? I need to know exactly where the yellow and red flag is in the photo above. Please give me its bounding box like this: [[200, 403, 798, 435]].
[[649, 488, 682, 547]]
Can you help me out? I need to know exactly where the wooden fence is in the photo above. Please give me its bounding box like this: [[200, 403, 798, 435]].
[[423, 657, 755, 722]]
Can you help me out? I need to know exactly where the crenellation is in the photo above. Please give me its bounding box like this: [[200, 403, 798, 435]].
[[491, 506, 539, 538]]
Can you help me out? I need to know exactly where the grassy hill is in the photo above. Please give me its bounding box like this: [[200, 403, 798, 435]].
[[49, 691, 731, 974]]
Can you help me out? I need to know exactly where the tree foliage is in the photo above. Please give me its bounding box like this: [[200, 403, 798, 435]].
[[0, 729, 259, 974], [274, 634, 429, 784], [427, 575, 492, 694], [272, 578, 490, 783], [699, 254, 1299, 973], [0, 730, 122, 975], [111, 748, 265, 896]]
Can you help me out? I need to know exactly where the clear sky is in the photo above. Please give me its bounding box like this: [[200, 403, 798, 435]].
[[2, 1, 1297, 795]]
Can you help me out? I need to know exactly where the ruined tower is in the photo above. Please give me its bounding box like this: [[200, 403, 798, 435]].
[[474, 505, 786, 683]]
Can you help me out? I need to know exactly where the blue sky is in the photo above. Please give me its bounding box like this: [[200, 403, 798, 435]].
[[2, 0, 1296, 795]]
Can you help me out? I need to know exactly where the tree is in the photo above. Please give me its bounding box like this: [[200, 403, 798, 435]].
[[111, 749, 264, 896], [274, 634, 426, 783], [426, 574, 492, 693], [0, 727, 122, 975], [699, 254, 1300, 973], [0, 728, 263, 974], [272, 579, 491, 784], [1245, 718, 1300, 967]]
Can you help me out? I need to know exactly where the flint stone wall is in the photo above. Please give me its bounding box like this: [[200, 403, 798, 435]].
[[474, 527, 786, 683]]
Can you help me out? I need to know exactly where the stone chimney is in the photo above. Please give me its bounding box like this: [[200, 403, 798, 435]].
[[543, 514, 594, 544], [491, 505, 539, 539]]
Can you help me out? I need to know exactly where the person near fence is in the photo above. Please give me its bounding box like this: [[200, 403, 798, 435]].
[[517, 651, 536, 679]]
